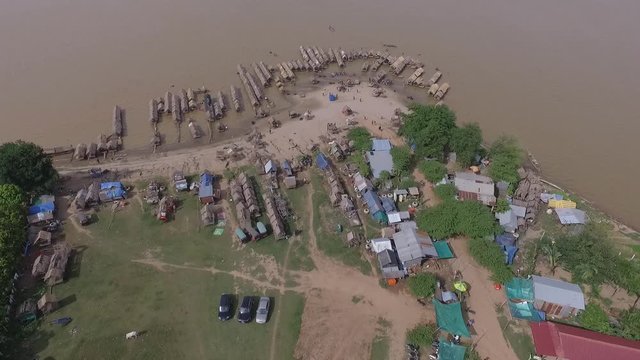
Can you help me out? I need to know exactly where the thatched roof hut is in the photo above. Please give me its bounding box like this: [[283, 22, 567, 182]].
[[44, 243, 71, 286], [34, 231, 52, 247], [32, 254, 51, 278], [37, 293, 58, 314], [74, 143, 87, 160]]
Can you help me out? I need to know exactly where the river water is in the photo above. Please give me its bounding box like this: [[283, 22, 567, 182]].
[[1, 0, 639, 228]]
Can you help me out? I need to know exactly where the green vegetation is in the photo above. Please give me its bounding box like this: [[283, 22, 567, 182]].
[[578, 303, 613, 334], [0, 184, 26, 356], [496, 312, 536, 360], [347, 127, 372, 151], [619, 309, 640, 340], [310, 172, 371, 274], [406, 323, 438, 347], [352, 152, 372, 178], [400, 104, 456, 160], [468, 238, 514, 284], [390, 146, 414, 176], [0, 141, 58, 195], [418, 160, 446, 184], [370, 334, 390, 360], [407, 273, 437, 298], [494, 198, 510, 214], [434, 184, 457, 201], [416, 200, 499, 240], [464, 347, 482, 360], [450, 123, 482, 167], [488, 136, 524, 186]]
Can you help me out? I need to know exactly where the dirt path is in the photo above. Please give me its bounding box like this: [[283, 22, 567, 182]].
[[448, 237, 518, 360]]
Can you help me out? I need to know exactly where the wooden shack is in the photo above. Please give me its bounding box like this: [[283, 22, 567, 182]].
[[74, 189, 87, 209], [283, 176, 297, 189], [85, 181, 100, 205], [37, 293, 58, 314], [34, 230, 52, 248], [201, 204, 215, 226], [31, 254, 51, 278], [74, 143, 87, 160], [44, 243, 72, 286]]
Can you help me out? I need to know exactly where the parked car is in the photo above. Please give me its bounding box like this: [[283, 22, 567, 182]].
[[218, 293, 233, 321], [256, 297, 270, 324], [237, 296, 254, 323]]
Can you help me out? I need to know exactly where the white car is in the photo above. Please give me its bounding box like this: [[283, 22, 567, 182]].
[[255, 297, 270, 324]]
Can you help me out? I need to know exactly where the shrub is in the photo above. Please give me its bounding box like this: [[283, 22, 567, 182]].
[[407, 273, 437, 298], [347, 127, 372, 151], [407, 323, 438, 347], [468, 237, 514, 284], [419, 160, 446, 184], [434, 184, 457, 201]]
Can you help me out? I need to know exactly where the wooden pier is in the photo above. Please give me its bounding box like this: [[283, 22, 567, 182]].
[[149, 99, 158, 124], [113, 105, 123, 137], [230, 85, 241, 112]]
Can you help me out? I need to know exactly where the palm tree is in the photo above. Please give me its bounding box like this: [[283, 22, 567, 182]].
[[574, 263, 599, 283], [541, 240, 561, 274]]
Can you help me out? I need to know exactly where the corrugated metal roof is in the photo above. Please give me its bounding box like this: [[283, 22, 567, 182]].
[[393, 228, 437, 264], [530, 321, 640, 360], [454, 172, 495, 196], [381, 197, 396, 213], [372, 139, 392, 151], [387, 212, 402, 224], [555, 208, 587, 225], [511, 205, 527, 218], [371, 238, 393, 253], [366, 151, 394, 179], [363, 190, 384, 215], [532, 275, 585, 310]]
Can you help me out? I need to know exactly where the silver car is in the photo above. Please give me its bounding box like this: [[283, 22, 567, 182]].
[[255, 297, 270, 324]]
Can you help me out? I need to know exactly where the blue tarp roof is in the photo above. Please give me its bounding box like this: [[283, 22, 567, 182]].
[[199, 172, 214, 198], [381, 197, 396, 213], [372, 139, 392, 151], [316, 153, 330, 170], [101, 188, 126, 201], [28, 202, 55, 215], [362, 190, 384, 215], [496, 234, 516, 247], [101, 182, 123, 190]]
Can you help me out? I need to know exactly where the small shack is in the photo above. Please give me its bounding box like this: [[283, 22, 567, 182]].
[[377, 249, 404, 279], [33, 230, 52, 248], [37, 293, 58, 314], [44, 243, 72, 286], [31, 254, 51, 278], [199, 171, 215, 204], [531, 275, 585, 318], [454, 172, 496, 206], [201, 204, 215, 226], [235, 228, 248, 243], [283, 176, 297, 189], [17, 300, 37, 323], [173, 171, 188, 191], [256, 222, 268, 237], [282, 160, 293, 177]]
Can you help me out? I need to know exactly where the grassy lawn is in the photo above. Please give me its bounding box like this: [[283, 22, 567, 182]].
[[496, 312, 535, 360], [370, 317, 391, 360], [309, 171, 371, 275], [25, 188, 305, 360]]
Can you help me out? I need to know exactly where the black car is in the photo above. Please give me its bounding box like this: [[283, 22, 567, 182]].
[[237, 296, 254, 323], [218, 293, 233, 321]]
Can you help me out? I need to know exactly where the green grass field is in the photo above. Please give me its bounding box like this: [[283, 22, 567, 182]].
[[26, 189, 305, 360]]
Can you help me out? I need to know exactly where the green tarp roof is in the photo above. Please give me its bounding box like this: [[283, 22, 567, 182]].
[[433, 241, 454, 259], [438, 339, 467, 360], [432, 299, 470, 337], [505, 277, 543, 322]]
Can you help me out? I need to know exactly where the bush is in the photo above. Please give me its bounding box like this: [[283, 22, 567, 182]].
[[488, 136, 523, 186], [578, 303, 613, 334], [347, 127, 372, 151], [407, 323, 438, 347], [416, 200, 499, 240], [390, 146, 414, 176], [619, 309, 640, 340], [434, 184, 457, 201], [400, 104, 456, 160], [451, 123, 482, 167], [468, 237, 514, 284], [494, 198, 510, 213], [419, 160, 446, 184], [351, 153, 371, 178], [0, 141, 58, 194], [407, 273, 437, 298]]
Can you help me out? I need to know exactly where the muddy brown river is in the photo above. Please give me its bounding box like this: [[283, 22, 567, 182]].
[[1, 0, 639, 228]]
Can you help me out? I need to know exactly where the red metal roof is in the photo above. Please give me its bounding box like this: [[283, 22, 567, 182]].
[[530, 321, 640, 360]]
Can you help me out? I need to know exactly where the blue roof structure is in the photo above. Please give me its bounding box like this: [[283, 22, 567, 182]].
[[381, 197, 396, 213], [100, 182, 123, 190], [28, 201, 55, 215], [100, 187, 126, 201], [362, 190, 384, 215], [372, 139, 392, 151], [199, 171, 214, 199], [316, 153, 330, 170], [282, 160, 293, 176]]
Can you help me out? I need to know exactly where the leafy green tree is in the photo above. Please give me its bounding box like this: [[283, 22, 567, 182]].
[[451, 123, 482, 167], [578, 303, 612, 334], [351, 153, 371, 178], [434, 184, 457, 201], [407, 273, 437, 298], [619, 309, 640, 340], [494, 198, 510, 214], [540, 240, 562, 275], [390, 146, 413, 176], [574, 263, 599, 284], [419, 160, 446, 184], [407, 323, 438, 347], [488, 136, 523, 186], [378, 170, 392, 182], [465, 348, 482, 360], [400, 104, 456, 159], [0, 141, 58, 194], [417, 201, 459, 239], [456, 201, 501, 238], [347, 127, 372, 151], [555, 225, 613, 286], [468, 237, 514, 284]]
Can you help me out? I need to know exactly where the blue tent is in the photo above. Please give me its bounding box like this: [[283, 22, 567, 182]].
[[315, 153, 330, 170], [504, 245, 518, 265], [28, 202, 55, 215], [100, 182, 123, 190], [328, 93, 337, 101], [496, 234, 516, 247]]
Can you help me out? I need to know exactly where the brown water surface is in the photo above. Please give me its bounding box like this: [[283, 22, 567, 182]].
[[1, 0, 639, 227]]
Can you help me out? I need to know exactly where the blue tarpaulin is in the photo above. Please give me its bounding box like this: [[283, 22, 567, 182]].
[[100, 188, 126, 201], [100, 182, 123, 190], [28, 202, 55, 215], [504, 245, 519, 265], [381, 197, 396, 213], [316, 153, 330, 170], [328, 94, 337, 101]]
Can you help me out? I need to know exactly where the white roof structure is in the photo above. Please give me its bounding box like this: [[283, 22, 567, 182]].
[[387, 212, 402, 224], [392, 227, 438, 265], [370, 238, 393, 253], [554, 208, 587, 225], [532, 275, 585, 310], [454, 172, 495, 196]]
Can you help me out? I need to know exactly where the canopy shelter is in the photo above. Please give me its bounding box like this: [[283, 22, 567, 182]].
[[437, 339, 467, 360], [505, 277, 543, 322], [433, 241, 454, 259], [432, 299, 470, 337]]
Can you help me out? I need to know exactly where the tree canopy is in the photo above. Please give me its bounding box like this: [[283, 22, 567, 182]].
[[347, 127, 372, 152], [418, 160, 446, 184], [468, 237, 514, 284], [400, 104, 456, 160], [450, 123, 482, 167], [407, 323, 438, 347], [578, 303, 613, 334], [488, 136, 523, 185], [619, 309, 640, 340], [0, 141, 58, 195], [434, 184, 457, 201], [351, 152, 371, 178], [416, 200, 499, 240], [390, 146, 413, 176], [407, 273, 437, 298]]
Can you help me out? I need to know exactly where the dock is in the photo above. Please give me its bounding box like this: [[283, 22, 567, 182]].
[[165, 91, 173, 114], [237, 65, 259, 106], [149, 99, 158, 124], [113, 105, 123, 137], [252, 63, 268, 87], [230, 85, 241, 112], [217, 91, 227, 113]]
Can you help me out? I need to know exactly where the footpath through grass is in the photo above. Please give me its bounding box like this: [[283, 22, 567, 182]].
[[26, 190, 305, 360]]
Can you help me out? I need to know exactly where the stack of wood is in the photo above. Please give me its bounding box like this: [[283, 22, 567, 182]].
[[512, 169, 544, 223]]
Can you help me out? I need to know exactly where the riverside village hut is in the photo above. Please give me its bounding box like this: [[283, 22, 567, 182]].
[[531, 275, 585, 319], [199, 171, 215, 204], [454, 172, 496, 206]]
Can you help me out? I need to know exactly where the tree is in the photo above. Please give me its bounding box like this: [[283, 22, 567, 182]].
[[468, 237, 514, 284], [434, 184, 457, 201], [378, 170, 392, 182], [488, 136, 523, 186], [351, 153, 371, 178], [450, 123, 482, 167], [390, 146, 413, 176], [400, 104, 456, 159], [419, 160, 446, 184], [456, 201, 501, 238], [416, 201, 458, 239], [540, 240, 561, 275], [347, 127, 372, 151], [494, 198, 510, 214], [406, 323, 438, 347], [407, 273, 437, 298], [555, 225, 612, 286], [0, 141, 58, 194], [578, 303, 612, 334]]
